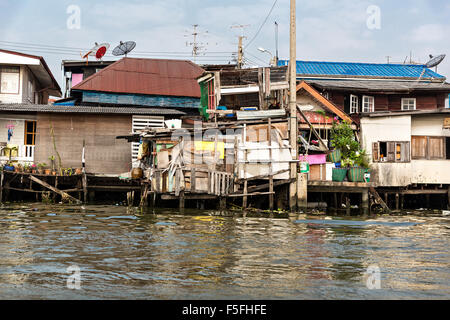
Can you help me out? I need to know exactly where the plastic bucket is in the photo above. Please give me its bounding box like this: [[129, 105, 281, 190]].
[[328, 149, 341, 163], [348, 167, 366, 182], [332, 168, 347, 182]]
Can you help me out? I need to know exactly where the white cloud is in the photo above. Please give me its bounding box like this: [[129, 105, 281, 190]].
[[410, 24, 448, 43]]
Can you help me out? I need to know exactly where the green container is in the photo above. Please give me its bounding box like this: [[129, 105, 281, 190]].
[[300, 161, 310, 173], [332, 168, 347, 182], [347, 167, 366, 182], [328, 149, 341, 163]]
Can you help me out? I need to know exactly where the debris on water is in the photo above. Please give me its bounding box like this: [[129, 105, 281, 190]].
[[443, 210, 450, 216]]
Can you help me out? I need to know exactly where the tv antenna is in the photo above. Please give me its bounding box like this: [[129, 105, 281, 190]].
[[112, 41, 136, 57], [184, 24, 210, 63], [416, 54, 446, 82]]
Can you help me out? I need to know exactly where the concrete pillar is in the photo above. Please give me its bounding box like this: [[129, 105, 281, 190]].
[[297, 173, 308, 211], [362, 190, 369, 215]]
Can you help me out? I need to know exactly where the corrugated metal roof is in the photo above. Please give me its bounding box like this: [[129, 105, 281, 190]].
[[72, 57, 205, 98], [307, 79, 450, 92], [0, 104, 185, 115], [277, 60, 446, 80]]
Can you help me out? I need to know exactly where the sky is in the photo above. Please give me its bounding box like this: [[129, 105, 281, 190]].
[[1, 0, 450, 89]]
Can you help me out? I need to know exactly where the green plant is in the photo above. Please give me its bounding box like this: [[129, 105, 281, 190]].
[[37, 162, 47, 169], [330, 120, 369, 169]]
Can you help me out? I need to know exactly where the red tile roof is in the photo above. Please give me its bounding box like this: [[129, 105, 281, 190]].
[[72, 57, 205, 98]]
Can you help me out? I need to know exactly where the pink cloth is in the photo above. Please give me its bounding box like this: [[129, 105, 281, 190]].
[[71, 73, 84, 87], [299, 154, 327, 165]]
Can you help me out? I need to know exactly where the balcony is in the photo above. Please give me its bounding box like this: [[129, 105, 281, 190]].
[[0, 144, 35, 163]]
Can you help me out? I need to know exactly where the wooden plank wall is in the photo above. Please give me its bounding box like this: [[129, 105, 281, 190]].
[[34, 113, 132, 174], [327, 90, 446, 112]]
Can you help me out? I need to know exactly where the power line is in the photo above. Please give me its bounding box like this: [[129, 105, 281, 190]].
[[0, 40, 233, 55], [245, 0, 278, 49], [246, 51, 270, 66]]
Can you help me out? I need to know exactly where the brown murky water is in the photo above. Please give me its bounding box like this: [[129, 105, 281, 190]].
[[0, 203, 449, 299]]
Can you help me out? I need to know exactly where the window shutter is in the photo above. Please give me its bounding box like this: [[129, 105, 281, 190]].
[[428, 137, 445, 159], [401, 142, 410, 162], [387, 142, 395, 162], [411, 136, 427, 159], [372, 142, 379, 162]]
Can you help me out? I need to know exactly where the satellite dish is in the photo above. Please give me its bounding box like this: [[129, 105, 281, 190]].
[[80, 42, 110, 65], [425, 54, 446, 68], [92, 42, 110, 59], [112, 41, 136, 57]]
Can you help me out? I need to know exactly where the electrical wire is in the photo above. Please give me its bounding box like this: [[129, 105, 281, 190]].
[[244, 0, 278, 49]]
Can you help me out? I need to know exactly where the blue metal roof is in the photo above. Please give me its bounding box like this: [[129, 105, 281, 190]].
[[277, 60, 445, 79]]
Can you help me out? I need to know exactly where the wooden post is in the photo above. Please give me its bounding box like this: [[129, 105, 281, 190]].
[[400, 194, 404, 210], [346, 195, 351, 216], [426, 194, 430, 209], [268, 118, 274, 211], [288, 0, 297, 212], [179, 191, 185, 210], [395, 193, 399, 210], [242, 125, 248, 209], [0, 171, 3, 203], [82, 172, 88, 204], [190, 168, 196, 193]]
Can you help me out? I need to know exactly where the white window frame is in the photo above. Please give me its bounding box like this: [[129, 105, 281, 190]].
[[362, 95, 374, 113], [401, 98, 416, 111], [0, 66, 20, 94], [350, 94, 359, 114]]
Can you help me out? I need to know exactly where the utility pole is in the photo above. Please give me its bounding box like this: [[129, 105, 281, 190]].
[[237, 36, 244, 69], [275, 21, 279, 65], [231, 24, 249, 69], [289, 0, 298, 211]]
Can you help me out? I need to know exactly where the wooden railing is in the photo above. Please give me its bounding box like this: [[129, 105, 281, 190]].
[[150, 168, 234, 196]]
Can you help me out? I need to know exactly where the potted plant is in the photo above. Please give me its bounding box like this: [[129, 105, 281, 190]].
[[1, 145, 18, 172], [23, 163, 31, 173], [4, 161, 14, 172], [31, 163, 37, 174], [75, 168, 82, 175], [347, 150, 370, 182], [14, 163, 23, 173], [37, 163, 46, 175]]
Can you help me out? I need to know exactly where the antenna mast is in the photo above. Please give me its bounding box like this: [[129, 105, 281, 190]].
[[185, 24, 209, 63]]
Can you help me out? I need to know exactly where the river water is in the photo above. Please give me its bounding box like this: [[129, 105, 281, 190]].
[[0, 203, 448, 300]]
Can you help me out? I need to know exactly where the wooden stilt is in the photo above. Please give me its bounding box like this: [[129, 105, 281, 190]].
[[0, 171, 3, 203], [82, 173, 88, 204], [395, 193, 399, 210], [346, 195, 351, 216], [179, 191, 185, 210]]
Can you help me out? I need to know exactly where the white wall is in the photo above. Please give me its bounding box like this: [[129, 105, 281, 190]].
[[360, 116, 412, 187], [0, 118, 25, 146], [411, 115, 450, 137], [360, 114, 450, 186]]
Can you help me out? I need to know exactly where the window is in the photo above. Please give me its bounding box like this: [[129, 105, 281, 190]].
[[372, 141, 410, 163], [350, 94, 359, 114], [0, 66, 20, 94], [401, 98, 416, 111], [24, 121, 36, 145], [411, 136, 447, 160], [27, 80, 34, 103], [362, 96, 374, 113]]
